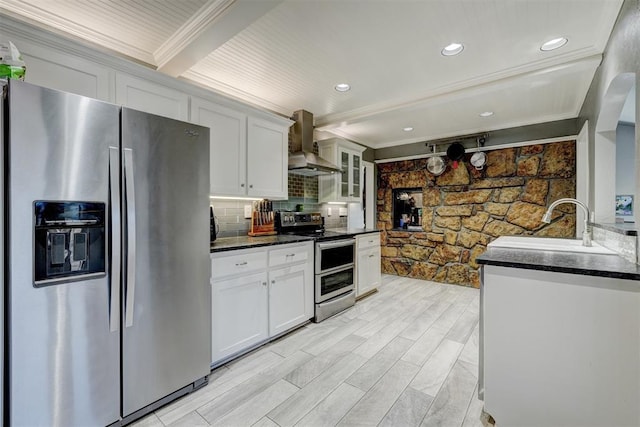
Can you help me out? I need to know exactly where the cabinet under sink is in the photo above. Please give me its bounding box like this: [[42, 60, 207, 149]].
[[481, 264, 640, 426]]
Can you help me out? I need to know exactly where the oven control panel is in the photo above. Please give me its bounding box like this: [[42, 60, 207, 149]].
[[276, 211, 323, 228]]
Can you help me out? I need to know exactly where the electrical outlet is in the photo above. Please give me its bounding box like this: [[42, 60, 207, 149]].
[[327, 207, 332, 216], [244, 205, 252, 219]]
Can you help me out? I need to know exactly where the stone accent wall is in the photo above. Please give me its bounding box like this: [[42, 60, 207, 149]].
[[376, 140, 577, 288]]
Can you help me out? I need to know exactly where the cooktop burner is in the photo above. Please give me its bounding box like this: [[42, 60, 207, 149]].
[[275, 211, 352, 241]]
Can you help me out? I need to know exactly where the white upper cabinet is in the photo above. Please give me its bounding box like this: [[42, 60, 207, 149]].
[[22, 51, 110, 101], [5, 18, 291, 200], [115, 73, 189, 121], [7, 35, 111, 101], [191, 98, 247, 196], [318, 138, 366, 203], [192, 97, 290, 199], [246, 117, 289, 199]]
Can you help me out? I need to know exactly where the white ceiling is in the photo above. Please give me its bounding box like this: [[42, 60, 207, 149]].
[[0, 0, 624, 149]]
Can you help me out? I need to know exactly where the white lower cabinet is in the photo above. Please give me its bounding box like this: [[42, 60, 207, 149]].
[[269, 262, 313, 336], [355, 233, 381, 297], [211, 271, 268, 363], [211, 241, 313, 365], [482, 265, 640, 427]]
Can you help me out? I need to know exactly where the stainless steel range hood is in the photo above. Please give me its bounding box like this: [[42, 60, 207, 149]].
[[289, 110, 341, 176]]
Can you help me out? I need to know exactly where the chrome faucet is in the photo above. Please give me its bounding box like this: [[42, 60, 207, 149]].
[[542, 198, 591, 246]]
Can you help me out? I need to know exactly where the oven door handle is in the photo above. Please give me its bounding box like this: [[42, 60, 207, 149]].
[[317, 263, 355, 277], [316, 239, 355, 250]]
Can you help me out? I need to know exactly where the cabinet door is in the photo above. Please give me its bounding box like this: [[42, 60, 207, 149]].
[[247, 117, 288, 199], [336, 148, 363, 202], [192, 98, 247, 196], [211, 272, 268, 364], [20, 41, 111, 101], [357, 246, 381, 297], [339, 148, 362, 202], [115, 73, 189, 121], [269, 262, 313, 337], [350, 151, 362, 202], [339, 148, 350, 199]]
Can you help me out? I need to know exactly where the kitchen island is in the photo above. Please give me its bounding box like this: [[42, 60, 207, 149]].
[[477, 243, 640, 427]]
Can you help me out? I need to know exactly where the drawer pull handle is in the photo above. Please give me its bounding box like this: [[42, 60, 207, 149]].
[[271, 280, 276, 284], [369, 254, 375, 258], [235, 261, 248, 266], [286, 253, 296, 258], [262, 281, 267, 286]]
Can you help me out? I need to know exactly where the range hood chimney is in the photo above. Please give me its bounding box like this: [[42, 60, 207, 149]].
[[288, 110, 341, 176]]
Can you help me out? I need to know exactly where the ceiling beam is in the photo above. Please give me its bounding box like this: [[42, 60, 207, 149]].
[[155, 0, 283, 77]]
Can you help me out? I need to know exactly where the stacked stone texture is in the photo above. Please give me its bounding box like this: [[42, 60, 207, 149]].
[[377, 140, 576, 288]]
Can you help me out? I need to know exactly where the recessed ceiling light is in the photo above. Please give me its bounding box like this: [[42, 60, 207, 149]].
[[441, 42, 464, 56], [335, 83, 351, 92], [540, 37, 568, 51], [403, 127, 414, 132], [479, 111, 494, 117]]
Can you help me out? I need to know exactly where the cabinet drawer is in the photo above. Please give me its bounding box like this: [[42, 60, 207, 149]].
[[365, 246, 381, 260], [356, 233, 380, 250], [211, 250, 267, 279], [269, 243, 311, 268]]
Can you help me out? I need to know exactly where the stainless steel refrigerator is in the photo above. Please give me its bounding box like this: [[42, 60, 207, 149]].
[[2, 80, 211, 426]]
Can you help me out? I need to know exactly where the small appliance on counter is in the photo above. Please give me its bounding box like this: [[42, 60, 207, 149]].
[[249, 199, 276, 236], [276, 211, 355, 322]]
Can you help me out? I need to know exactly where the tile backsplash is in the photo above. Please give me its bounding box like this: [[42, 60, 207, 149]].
[[210, 199, 251, 238], [592, 225, 638, 263], [211, 197, 348, 238]]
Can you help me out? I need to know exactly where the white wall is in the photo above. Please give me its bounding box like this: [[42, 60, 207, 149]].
[[578, 0, 639, 226], [616, 122, 636, 197]]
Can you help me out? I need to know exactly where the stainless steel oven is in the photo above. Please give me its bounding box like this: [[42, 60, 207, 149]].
[[316, 239, 355, 302], [315, 239, 355, 322], [275, 211, 356, 322]]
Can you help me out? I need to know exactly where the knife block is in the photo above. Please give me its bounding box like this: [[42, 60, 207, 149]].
[[248, 210, 276, 236]]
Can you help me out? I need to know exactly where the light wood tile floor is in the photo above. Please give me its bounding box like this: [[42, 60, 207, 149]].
[[132, 275, 489, 427]]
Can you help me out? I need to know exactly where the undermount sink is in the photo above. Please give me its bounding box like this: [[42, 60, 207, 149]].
[[488, 236, 617, 255]]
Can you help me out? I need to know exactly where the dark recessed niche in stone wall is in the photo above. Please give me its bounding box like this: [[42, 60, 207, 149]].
[[393, 188, 423, 230]]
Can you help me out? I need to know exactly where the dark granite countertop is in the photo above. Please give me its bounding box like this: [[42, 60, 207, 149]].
[[477, 246, 640, 281], [326, 228, 380, 236], [211, 235, 315, 253], [210, 228, 379, 253]]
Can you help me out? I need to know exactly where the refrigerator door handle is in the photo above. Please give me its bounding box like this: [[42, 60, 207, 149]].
[[124, 148, 136, 328], [109, 147, 121, 332]]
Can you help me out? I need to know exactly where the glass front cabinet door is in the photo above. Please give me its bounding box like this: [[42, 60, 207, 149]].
[[318, 138, 366, 203]]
